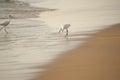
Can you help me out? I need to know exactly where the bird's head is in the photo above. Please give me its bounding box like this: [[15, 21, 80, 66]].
[[68, 24, 71, 26], [67, 24, 71, 27], [8, 15, 14, 19]]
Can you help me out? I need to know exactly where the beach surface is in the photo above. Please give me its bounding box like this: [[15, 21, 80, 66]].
[[35, 24, 120, 80]]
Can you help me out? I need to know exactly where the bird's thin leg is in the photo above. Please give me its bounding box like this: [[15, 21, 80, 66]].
[[58, 28, 63, 33], [4, 27, 8, 34], [0, 26, 5, 32], [65, 29, 68, 37]]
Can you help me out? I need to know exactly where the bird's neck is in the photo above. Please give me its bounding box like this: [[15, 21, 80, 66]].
[[8, 17, 11, 22]]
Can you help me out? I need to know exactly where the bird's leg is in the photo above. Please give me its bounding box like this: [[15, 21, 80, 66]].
[[4, 27, 8, 34], [65, 29, 68, 37], [0, 26, 5, 32], [58, 28, 63, 33]]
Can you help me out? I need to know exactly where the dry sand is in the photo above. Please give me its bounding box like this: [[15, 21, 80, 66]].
[[35, 24, 120, 80]]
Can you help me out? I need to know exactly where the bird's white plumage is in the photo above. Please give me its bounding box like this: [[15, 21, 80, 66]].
[[0, 15, 12, 33], [0, 21, 10, 26], [59, 24, 71, 37]]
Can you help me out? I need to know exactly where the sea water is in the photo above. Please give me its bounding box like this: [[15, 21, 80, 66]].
[[0, 0, 120, 80]]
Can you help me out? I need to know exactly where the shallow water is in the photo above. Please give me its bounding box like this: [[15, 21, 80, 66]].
[[0, 0, 120, 80], [0, 18, 82, 80]]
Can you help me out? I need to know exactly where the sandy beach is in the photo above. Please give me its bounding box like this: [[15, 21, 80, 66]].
[[35, 23, 120, 80]]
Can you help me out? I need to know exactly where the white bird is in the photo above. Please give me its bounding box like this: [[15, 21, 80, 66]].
[[59, 24, 71, 37], [0, 15, 12, 33]]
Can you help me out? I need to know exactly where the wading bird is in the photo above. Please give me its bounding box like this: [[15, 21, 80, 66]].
[[59, 24, 71, 37], [0, 15, 12, 33]]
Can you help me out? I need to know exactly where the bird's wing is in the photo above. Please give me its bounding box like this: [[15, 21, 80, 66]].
[[63, 24, 70, 29], [0, 21, 10, 26]]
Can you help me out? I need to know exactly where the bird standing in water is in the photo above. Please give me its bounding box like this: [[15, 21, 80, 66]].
[[59, 24, 71, 37], [0, 15, 12, 33]]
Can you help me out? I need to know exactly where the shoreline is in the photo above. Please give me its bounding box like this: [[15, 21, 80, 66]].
[[35, 23, 120, 80], [0, 1, 55, 19]]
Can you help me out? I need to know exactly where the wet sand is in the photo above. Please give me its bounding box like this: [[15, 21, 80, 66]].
[[35, 23, 120, 80]]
